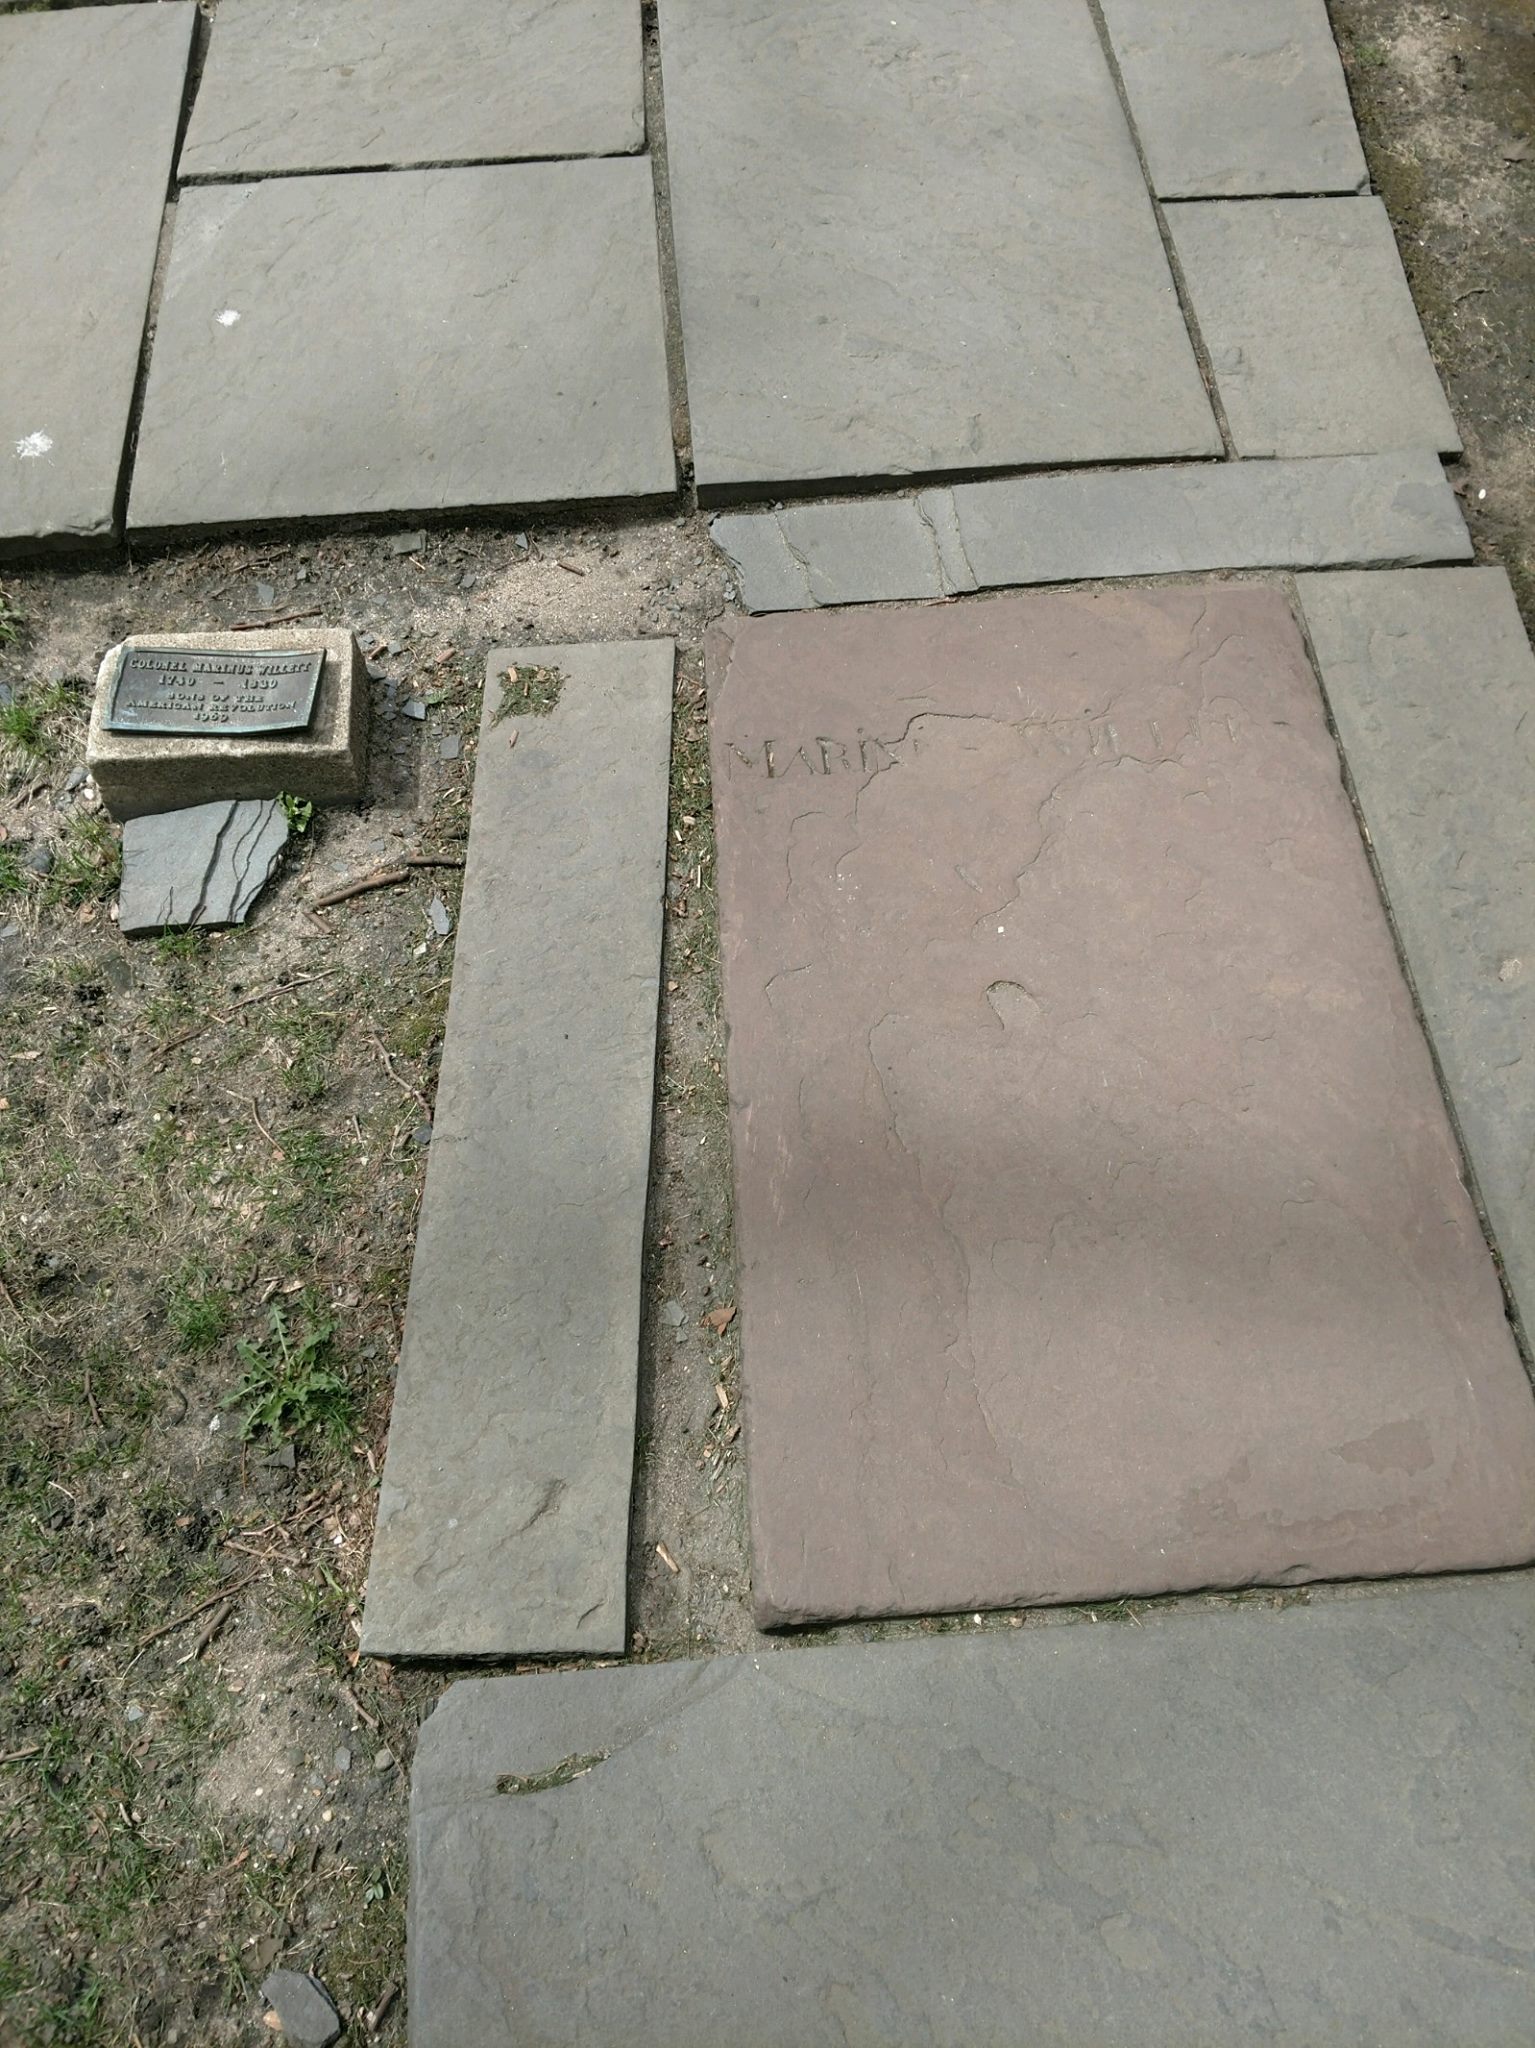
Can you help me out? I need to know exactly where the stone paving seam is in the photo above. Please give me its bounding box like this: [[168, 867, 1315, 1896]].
[[1083, 0, 1238, 457], [361, 640, 674, 1660]]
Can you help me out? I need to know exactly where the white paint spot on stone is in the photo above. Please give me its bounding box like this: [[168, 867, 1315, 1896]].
[[15, 430, 52, 459], [216, 308, 241, 327]]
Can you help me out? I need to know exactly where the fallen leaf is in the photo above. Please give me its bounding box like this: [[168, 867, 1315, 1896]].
[[704, 1305, 736, 1334], [715, 1382, 730, 1413]]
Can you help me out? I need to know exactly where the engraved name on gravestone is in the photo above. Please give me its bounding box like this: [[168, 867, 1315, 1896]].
[[104, 645, 325, 737]]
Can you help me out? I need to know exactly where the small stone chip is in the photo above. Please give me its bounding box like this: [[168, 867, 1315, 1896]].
[[427, 896, 453, 937], [259, 1969, 342, 2047], [389, 530, 427, 556]]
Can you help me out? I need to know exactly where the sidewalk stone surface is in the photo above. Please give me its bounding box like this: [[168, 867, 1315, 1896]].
[[660, 0, 1219, 497], [1299, 567, 1535, 1344], [362, 641, 673, 1659], [1171, 197, 1462, 457], [0, 3, 194, 552], [129, 162, 674, 535], [710, 589, 1535, 1627], [409, 1577, 1535, 2047], [180, 0, 643, 180], [1102, 0, 1368, 198], [712, 453, 1470, 610], [118, 799, 288, 937]]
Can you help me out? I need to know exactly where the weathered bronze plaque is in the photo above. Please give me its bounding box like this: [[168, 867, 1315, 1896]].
[[104, 646, 325, 737]]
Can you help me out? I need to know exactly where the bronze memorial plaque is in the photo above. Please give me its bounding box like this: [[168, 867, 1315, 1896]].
[[104, 645, 325, 737]]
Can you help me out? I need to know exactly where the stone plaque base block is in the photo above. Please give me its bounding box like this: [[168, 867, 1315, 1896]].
[[710, 588, 1535, 1626], [87, 629, 368, 821], [409, 1578, 1535, 2048]]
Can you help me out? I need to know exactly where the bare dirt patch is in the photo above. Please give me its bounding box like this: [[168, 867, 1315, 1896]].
[[1331, 0, 1535, 615]]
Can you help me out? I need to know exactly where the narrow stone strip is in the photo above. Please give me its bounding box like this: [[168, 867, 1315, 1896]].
[[409, 1578, 1535, 2047], [1297, 567, 1535, 1348], [711, 453, 1469, 612], [361, 640, 674, 1659]]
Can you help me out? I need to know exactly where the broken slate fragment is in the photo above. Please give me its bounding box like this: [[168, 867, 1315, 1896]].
[[259, 1969, 342, 2048], [427, 896, 453, 937], [389, 531, 428, 556], [403, 697, 427, 721], [118, 799, 287, 937], [439, 734, 463, 762]]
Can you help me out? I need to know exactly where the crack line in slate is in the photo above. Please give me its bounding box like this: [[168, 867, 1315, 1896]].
[[771, 512, 820, 607]]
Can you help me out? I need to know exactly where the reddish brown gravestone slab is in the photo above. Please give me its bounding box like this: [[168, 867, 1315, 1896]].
[[709, 587, 1535, 1627]]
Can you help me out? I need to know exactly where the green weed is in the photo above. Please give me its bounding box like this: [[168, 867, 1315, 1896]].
[[279, 791, 315, 834], [223, 1299, 352, 1444]]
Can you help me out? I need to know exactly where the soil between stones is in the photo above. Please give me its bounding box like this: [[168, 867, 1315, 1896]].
[[0, 5, 1531, 2037]]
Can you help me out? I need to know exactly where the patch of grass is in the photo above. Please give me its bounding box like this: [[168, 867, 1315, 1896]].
[[493, 660, 565, 724], [275, 1006, 341, 1108], [386, 977, 449, 1062], [0, 845, 25, 899], [270, 1126, 348, 1227], [222, 1298, 352, 1445], [1351, 39, 1388, 70], [167, 1264, 232, 1355], [0, 677, 76, 762], [0, 584, 23, 646], [46, 815, 121, 907]]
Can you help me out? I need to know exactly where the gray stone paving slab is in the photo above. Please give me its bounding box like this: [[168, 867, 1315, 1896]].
[[0, 3, 194, 552], [1102, 0, 1368, 198], [128, 162, 674, 535], [712, 453, 1470, 610], [410, 1576, 1535, 2048], [118, 799, 288, 936], [1170, 197, 1462, 457], [710, 589, 1535, 1627], [660, 0, 1219, 498], [361, 641, 673, 1659], [179, 0, 643, 181], [1298, 567, 1535, 1345]]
